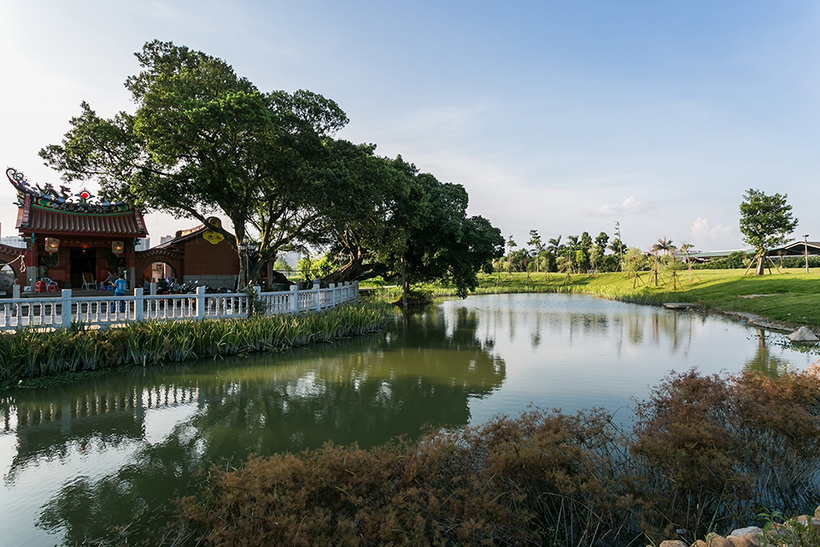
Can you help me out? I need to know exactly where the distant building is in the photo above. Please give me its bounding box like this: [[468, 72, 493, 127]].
[[0, 236, 25, 248]]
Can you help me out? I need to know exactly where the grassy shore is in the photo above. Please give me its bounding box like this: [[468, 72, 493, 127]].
[[0, 301, 391, 387], [400, 268, 820, 330]]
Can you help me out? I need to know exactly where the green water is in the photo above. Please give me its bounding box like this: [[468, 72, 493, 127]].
[[0, 294, 813, 545]]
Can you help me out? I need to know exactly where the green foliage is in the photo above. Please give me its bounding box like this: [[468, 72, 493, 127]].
[[756, 509, 820, 547], [620, 247, 646, 279], [0, 302, 390, 385], [695, 251, 753, 269], [739, 189, 799, 275], [40, 40, 349, 287], [390, 166, 504, 298]]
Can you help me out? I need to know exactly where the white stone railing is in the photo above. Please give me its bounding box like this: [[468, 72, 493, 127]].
[[0, 281, 358, 331]]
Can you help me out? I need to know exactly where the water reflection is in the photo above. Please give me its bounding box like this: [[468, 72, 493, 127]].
[[0, 304, 504, 544], [746, 328, 793, 376], [0, 294, 813, 545]]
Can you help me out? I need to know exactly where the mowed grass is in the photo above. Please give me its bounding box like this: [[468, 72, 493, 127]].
[[418, 268, 820, 328]]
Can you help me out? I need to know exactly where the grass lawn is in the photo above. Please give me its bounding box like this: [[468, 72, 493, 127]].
[[413, 268, 820, 329]]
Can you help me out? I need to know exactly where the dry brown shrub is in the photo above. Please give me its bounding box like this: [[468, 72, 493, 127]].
[[629, 368, 820, 543], [171, 369, 820, 546], [174, 410, 632, 546]]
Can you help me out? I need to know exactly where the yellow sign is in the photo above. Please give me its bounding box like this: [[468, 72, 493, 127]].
[[203, 230, 224, 245]]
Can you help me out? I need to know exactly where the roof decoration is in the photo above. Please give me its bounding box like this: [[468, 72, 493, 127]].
[[7, 167, 148, 237], [6, 167, 131, 214]]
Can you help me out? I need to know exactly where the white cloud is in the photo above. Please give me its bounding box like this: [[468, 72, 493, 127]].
[[597, 196, 651, 216], [690, 217, 737, 249]]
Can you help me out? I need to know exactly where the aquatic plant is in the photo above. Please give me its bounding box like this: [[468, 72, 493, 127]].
[[0, 302, 391, 386]]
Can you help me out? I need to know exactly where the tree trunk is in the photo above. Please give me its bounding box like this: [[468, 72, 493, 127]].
[[755, 255, 765, 276], [401, 256, 408, 309]]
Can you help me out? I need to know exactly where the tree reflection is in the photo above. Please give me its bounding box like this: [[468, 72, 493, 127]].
[[745, 329, 792, 376], [0, 306, 505, 544]]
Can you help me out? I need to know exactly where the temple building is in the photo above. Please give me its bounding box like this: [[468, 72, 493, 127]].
[[1, 167, 240, 291]]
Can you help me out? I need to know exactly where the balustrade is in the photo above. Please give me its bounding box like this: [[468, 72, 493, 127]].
[[0, 282, 358, 331]]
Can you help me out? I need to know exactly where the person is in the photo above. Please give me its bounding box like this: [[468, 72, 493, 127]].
[[113, 273, 128, 312], [103, 270, 117, 289]]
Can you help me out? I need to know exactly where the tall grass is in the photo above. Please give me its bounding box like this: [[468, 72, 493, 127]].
[[0, 302, 390, 386]]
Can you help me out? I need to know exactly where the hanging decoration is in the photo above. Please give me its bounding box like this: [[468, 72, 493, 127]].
[[112, 240, 125, 256], [44, 237, 60, 254]]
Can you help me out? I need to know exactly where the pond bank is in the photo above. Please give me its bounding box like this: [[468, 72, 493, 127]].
[[402, 269, 820, 336]]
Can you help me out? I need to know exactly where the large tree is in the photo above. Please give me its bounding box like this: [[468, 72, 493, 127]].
[[41, 40, 349, 287], [739, 189, 798, 275], [323, 153, 503, 301], [397, 170, 504, 299]]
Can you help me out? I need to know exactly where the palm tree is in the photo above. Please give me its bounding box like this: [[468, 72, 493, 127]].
[[527, 230, 544, 273], [678, 242, 700, 284], [546, 236, 563, 274], [652, 237, 676, 257], [506, 235, 517, 278]]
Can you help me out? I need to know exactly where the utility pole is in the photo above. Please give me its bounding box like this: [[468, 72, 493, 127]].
[[804, 234, 810, 274]]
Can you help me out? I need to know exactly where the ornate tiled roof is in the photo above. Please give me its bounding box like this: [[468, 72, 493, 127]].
[[7, 167, 148, 237]]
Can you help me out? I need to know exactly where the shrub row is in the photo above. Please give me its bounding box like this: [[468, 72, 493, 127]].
[[172, 367, 820, 546], [0, 301, 390, 386]]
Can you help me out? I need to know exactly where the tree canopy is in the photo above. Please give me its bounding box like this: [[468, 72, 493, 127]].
[[739, 189, 798, 275], [321, 152, 503, 299], [40, 40, 502, 297], [41, 40, 351, 287]]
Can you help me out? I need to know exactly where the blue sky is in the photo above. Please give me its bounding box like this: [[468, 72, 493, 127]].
[[2, 1, 819, 251]]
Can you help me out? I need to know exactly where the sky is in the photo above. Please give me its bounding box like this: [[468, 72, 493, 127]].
[[2, 1, 820, 252]]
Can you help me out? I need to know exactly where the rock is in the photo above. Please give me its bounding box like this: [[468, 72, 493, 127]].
[[729, 526, 762, 538], [726, 535, 753, 547], [729, 526, 763, 546], [796, 513, 820, 530], [787, 326, 819, 342], [704, 533, 732, 547], [692, 541, 707, 547], [659, 541, 687, 547]]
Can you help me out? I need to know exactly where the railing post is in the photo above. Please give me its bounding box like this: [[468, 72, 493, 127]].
[[329, 283, 336, 308], [354, 281, 359, 300], [290, 284, 299, 313], [61, 289, 72, 328], [134, 288, 144, 322], [196, 286, 206, 321], [314, 279, 321, 311], [12, 284, 20, 299], [254, 285, 263, 316]]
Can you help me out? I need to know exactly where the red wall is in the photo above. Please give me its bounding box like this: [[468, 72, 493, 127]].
[[183, 238, 239, 276]]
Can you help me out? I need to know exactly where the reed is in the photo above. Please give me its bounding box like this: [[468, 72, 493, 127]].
[[0, 301, 391, 386]]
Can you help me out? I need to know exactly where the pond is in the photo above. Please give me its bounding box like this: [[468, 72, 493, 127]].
[[0, 293, 814, 545]]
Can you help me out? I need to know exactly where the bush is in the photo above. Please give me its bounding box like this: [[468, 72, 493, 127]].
[[629, 367, 820, 542], [172, 367, 820, 546]]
